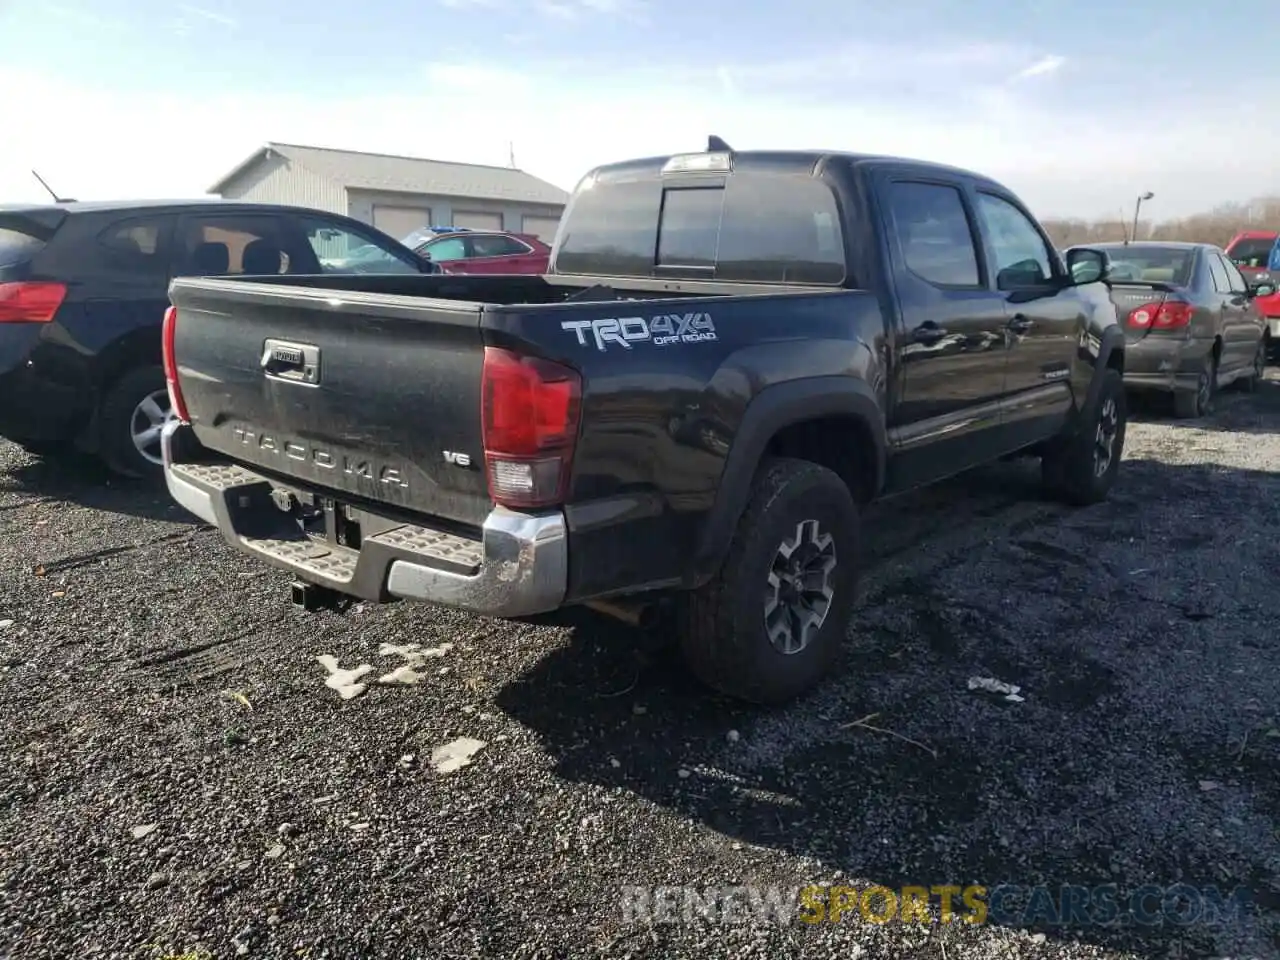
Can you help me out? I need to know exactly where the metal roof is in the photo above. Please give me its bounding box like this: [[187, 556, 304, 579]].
[[209, 143, 570, 206]]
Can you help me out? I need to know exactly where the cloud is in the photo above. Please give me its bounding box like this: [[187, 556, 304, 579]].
[[0, 47, 1272, 221], [1010, 54, 1067, 82], [716, 67, 737, 98], [176, 3, 238, 28]]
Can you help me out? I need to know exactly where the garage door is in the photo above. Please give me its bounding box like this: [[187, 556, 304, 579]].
[[453, 211, 503, 231], [521, 215, 561, 241], [372, 205, 432, 243]]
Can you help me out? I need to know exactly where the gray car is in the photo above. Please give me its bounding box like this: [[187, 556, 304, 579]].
[[1069, 241, 1276, 417]]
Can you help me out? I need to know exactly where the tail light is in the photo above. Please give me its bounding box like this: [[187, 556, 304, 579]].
[[481, 346, 581, 509], [1127, 300, 1193, 330], [162, 306, 191, 423], [0, 281, 66, 323]]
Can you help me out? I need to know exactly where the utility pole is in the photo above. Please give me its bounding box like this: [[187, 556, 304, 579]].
[[508, 142, 516, 169]]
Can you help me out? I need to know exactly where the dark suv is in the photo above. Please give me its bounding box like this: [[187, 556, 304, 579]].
[[0, 200, 436, 479]]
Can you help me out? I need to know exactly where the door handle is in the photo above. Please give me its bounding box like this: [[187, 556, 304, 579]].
[[1007, 314, 1033, 334], [911, 323, 948, 344]]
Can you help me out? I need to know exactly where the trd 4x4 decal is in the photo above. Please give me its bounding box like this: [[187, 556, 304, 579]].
[[561, 313, 717, 351]]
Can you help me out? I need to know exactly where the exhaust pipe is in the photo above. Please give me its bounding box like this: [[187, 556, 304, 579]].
[[584, 598, 662, 630]]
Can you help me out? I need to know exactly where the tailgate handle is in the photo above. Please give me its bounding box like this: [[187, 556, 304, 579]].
[[261, 339, 320, 385]]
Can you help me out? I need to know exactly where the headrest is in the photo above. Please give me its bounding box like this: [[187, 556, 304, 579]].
[[241, 238, 283, 275], [190, 242, 229, 275]]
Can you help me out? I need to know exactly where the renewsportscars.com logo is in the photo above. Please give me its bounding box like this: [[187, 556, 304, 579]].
[[561, 313, 717, 352]]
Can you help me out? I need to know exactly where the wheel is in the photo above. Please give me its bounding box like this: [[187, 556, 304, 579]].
[[1041, 368, 1127, 506], [1173, 353, 1217, 419], [677, 458, 860, 705], [1240, 341, 1266, 393], [96, 366, 175, 480]]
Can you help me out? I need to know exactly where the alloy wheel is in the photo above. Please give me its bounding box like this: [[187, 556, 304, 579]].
[[130, 389, 176, 466], [764, 519, 838, 655], [1093, 395, 1119, 478]]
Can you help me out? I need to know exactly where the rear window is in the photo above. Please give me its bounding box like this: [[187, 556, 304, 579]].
[[1226, 237, 1276, 269], [1099, 245, 1195, 286], [0, 227, 47, 268], [554, 172, 846, 284]]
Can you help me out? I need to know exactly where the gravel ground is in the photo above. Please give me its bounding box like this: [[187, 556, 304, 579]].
[[1, 376, 1279, 960]]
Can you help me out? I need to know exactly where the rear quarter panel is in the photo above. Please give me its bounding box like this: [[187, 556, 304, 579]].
[[12, 212, 174, 429], [486, 289, 888, 600]]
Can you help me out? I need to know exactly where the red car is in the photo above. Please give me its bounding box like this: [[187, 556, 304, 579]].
[[1225, 230, 1280, 353], [410, 230, 552, 275]]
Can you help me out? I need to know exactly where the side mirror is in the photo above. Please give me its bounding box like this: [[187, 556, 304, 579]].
[[1251, 281, 1277, 299], [1066, 247, 1110, 285]]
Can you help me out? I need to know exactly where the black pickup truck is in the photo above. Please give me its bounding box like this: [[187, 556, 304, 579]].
[[161, 144, 1125, 704]]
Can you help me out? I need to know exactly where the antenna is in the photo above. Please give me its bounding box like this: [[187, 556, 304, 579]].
[[707, 135, 732, 152], [508, 142, 516, 168], [32, 170, 74, 203]]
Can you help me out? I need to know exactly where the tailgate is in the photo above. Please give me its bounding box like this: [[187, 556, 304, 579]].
[[169, 278, 492, 528]]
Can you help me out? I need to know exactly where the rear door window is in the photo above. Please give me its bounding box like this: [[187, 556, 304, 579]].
[[886, 182, 982, 288], [97, 216, 174, 277], [174, 214, 315, 276], [1207, 254, 1231, 294], [470, 235, 529, 257]]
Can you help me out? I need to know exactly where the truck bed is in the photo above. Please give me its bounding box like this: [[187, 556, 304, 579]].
[[166, 272, 861, 539]]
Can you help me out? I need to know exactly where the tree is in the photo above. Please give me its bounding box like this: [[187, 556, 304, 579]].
[[1042, 195, 1280, 249]]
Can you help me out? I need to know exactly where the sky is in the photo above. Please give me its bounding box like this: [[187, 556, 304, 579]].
[[0, 0, 1275, 221]]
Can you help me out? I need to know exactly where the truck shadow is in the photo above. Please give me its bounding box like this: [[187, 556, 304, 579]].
[[496, 457, 1280, 959], [0, 448, 203, 527]]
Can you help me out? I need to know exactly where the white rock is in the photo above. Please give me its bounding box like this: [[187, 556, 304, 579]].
[[316, 654, 373, 699], [376, 665, 425, 686], [131, 823, 159, 839], [430, 737, 487, 774]]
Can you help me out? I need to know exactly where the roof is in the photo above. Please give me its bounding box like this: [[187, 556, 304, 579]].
[[1087, 240, 1217, 250], [209, 143, 570, 206], [0, 198, 239, 215], [588, 149, 1002, 186]]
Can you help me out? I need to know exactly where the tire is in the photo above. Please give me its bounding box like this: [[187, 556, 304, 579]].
[[1041, 367, 1127, 506], [1240, 341, 1266, 393], [677, 458, 860, 705], [97, 366, 173, 480], [1173, 352, 1216, 419]]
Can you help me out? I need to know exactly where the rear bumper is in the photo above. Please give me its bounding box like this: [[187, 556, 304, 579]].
[[162, 422, 568, 618], [1121, 335, 1212, 393]]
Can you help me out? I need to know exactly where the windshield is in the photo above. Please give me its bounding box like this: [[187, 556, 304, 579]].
[[1226, 237, 1277, 269], [400, 228, 435, 249], [1094, 245, 1195, 286]]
